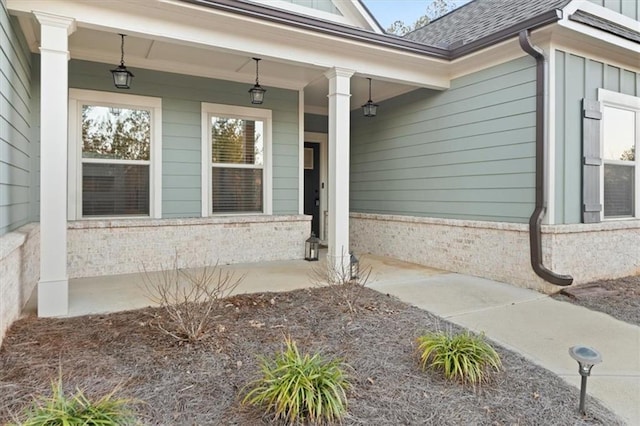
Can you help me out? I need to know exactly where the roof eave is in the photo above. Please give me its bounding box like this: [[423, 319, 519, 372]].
[[449, 9, 564, 59], [178, 0, 450, 59]]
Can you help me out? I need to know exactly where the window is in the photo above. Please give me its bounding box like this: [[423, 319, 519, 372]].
[[68, 90, 162, 219], [598, 89, 639, 219], [201, 103, 272, 215]]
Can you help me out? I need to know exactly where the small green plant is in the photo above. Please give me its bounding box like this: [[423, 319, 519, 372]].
[[417, 330, 502, 386], [16, 376, 137, 426], [243, 337, 350, 424]]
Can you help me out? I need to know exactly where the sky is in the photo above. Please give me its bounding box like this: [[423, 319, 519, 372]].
[[362, 0, 469, 30]]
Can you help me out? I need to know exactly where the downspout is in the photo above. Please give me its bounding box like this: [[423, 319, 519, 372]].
[[518, 29, 573, 286]]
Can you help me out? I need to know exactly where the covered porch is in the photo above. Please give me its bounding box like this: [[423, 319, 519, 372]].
[[22, 253, 445, 317], [7, 0, 450, 317]]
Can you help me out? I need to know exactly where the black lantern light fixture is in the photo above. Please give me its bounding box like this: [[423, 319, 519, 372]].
[[305, 232, 320, 261], [361, 78, 378, 117], [568, 345, 602, 415], [110, 34, 134, 89], [249, 57, 266, 104], [350, 251, 360, 280]]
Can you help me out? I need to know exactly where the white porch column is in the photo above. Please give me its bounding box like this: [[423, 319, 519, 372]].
[[324, 68, 354, 271], [35, 12, 76, 317]]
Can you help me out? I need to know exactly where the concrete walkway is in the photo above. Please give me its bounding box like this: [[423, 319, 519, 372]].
[[24, 255, 640, 424], [368, 269, 640, 425]]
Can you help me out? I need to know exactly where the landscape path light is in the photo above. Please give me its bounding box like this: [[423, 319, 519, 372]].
[[568, 345, 602, 415]]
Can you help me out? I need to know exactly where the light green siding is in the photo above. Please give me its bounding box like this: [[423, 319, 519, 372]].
[[587, 0, 639, 20], [351, 56, 537, 223], [68, 59, 299, 217], [1, 2, 33, 235], [554, 50, 640, 224], [304, 113, 328, 134]]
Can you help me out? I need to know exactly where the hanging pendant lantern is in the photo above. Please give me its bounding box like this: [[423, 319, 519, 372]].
[[361, 78, 378, 117], [110, 34, 134, 89], [249, 58, 266, 104]]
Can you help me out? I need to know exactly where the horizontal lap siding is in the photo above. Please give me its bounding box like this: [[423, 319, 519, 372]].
[[554, 51, 640, 224], [350, 56, 537, 223], [68, 59, 299, 218], [0, 1, 33, 236]]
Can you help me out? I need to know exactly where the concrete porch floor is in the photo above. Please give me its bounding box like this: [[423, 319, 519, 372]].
[[23, 253, 445, 317], [22, 254, 640, 424]]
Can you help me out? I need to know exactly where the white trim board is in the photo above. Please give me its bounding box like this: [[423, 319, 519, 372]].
[[201, 102, 273, 217]]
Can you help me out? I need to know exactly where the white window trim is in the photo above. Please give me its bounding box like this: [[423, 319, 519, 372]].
[[597, 88, 640, 220], [201, 103, 273, 216], [68, 89, 162, 220]]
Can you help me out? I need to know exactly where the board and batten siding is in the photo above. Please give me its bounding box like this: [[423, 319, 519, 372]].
[[67, 59, 299, 218], [350, 56, 537, 223], [554, 50, 640, 224], [587, 0, 639, 20], [0, 1, 33, 236]]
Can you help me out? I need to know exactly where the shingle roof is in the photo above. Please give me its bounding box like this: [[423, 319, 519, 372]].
[[405, 0, 571, 49]]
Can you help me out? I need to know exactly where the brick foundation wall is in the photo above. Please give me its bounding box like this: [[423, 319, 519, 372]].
[[67, 215, 311, 278], [0, 224, 40, 344], [350, 213, 639, 293]]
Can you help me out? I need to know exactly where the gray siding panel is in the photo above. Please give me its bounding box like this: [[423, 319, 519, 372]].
[[0, 4, 33, 236], [68, 59, 299, 218], [351, 56, 537, 223], [554, 50, 640, 224]]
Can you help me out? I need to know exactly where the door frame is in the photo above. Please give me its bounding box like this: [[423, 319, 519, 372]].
[[304, 132, 328, 243]]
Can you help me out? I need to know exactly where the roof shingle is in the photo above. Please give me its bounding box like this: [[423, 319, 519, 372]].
[[405, 0, 571, 48]]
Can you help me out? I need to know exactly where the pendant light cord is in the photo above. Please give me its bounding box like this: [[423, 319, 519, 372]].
[[119, 34, 125, 66]]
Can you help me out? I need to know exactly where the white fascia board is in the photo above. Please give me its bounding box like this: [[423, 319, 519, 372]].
[[563, 0, 640, 31], [558, 0, 640, 54], [549, 26, 640, 73], [449, 37, 528, 80], [7, 0, 449, 90]]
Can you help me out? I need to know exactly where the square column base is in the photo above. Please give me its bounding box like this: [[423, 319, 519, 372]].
[[38, 279, 69, 317]]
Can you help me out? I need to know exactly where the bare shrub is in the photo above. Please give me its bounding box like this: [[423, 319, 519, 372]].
[[141, 254, 244, 342], [310, 248, 372, 315]]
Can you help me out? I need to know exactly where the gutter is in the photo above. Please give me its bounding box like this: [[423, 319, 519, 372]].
[[518, 29, 573, 286]]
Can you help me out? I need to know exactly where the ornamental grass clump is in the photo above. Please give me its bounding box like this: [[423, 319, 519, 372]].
[[243, 337, 350, 424], [15, 376, 138, 426], [417, 330, 502, 386]]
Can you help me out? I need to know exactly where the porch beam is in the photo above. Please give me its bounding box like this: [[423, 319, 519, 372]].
[[34, 11, 76, 317], [325, 67, 354, 271]]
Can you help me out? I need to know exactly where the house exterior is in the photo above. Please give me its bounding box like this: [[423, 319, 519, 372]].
[[1, 0, 638, 341]]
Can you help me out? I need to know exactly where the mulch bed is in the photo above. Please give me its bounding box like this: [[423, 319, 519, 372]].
[[0, 285, 622, 425], [552, 275, 640, 327]]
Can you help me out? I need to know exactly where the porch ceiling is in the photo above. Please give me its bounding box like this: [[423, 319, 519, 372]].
[[9, 0, 438, 114]]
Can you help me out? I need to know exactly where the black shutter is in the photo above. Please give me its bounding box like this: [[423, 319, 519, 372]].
[[582, 99, 602, 223]]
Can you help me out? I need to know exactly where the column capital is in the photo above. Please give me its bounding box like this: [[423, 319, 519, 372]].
[[324, 67, 355, 81], [33, 11, 76, 35]]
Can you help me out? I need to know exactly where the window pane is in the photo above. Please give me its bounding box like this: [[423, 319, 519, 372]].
[[83, 163, 149, 216], [603, 106, 635, 161], [604, 164, 635, 217], [211, 117, 263, 165], [82, 105, 151, 161], [212, 168, 263, 213]]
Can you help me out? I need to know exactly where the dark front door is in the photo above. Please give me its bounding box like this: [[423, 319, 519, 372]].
[[304, 142, 320, 237]]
